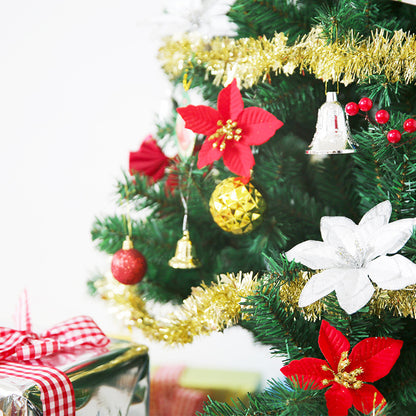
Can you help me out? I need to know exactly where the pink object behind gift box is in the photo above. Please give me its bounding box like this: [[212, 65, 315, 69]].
[[150, 365, 206, 416]]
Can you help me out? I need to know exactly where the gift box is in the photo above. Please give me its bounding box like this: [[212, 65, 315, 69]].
[[0, 338, 149, 416], [0, 293, 149, 416]]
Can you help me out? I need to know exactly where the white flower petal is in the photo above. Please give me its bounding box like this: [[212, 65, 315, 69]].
[[357, 202, 393, 251], [367, 219, 416, 259], [357, 218, 383, 247], [335, 269, 374, 314], [288, 201, 416, 315], [320, 216, 356, 243], [298, 269, 340, 307], [367, 254, 416, 290], [321, 217, 363, 264], [359, 200, 391, 229], [321, 216, 357, 245], [285, 241, 347, 269]]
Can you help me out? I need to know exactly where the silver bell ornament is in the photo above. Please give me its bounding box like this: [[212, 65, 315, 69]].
[[306, 92, 356, 155]]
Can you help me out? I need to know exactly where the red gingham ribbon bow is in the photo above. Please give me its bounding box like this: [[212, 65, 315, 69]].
[[0, 290, 109, 361], [0, 315, 110, 360], [0, 291, 110, 416]]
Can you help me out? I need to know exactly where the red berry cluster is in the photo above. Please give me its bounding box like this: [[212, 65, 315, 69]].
[[387, 119, 416, 144], [345, 97, 416, 145]]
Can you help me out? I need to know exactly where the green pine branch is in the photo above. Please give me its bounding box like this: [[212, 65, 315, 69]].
[[228, 0, 320, 41]]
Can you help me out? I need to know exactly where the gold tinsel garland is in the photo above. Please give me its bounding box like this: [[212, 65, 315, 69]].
[[95, 267, 416, 341], [95, 271, 257, 344], [279, 271, 416, 320], [158, 28, 416, 88]]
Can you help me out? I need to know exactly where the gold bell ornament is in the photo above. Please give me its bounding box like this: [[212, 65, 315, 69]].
[[168, 229, 201, 269], [306, 92, 356, 155], [168, 163, 201, 269]]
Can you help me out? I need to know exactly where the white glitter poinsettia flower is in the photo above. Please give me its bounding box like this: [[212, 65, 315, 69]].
[[285, 200, 416, 314]]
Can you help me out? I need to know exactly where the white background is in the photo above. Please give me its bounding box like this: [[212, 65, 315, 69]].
[[0, 0, 283, 388]]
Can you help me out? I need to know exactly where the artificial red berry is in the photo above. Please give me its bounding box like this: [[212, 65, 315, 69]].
[[375, 110, 390, 124], [358, 97, 373, 112], [403, 118, 416, 133], [345, 102, 359, 116], [387, 129, 402, 144]]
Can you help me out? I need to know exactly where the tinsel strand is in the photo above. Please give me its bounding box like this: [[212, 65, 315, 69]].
[[158, 28, 416, 88], [94, 271, 257, 344], [279, 271, 416, 320]]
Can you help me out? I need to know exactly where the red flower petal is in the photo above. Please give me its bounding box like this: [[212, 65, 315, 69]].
[[348, 337, 403, 382], [217, 79, 244, 120], [280, 357, 330, 390], [222, 142, 255, 177], [238, 107, 284, 146], [129, 136, 170, 182], [351, 384, 386, 414], [325, 384, 353, 416], [319, 321, 350, 372], [177, 105, 220, 136], [197, 137, 223, 169]]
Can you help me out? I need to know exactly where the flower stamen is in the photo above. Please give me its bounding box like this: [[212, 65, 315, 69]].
[[321, 351, 364, 390], [208, 119, 243, 151]]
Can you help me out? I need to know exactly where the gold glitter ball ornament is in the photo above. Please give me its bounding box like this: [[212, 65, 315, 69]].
[[209, 177, 266, 234]]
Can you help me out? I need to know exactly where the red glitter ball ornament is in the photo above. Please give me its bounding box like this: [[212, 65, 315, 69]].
[[387, 129, 402, 144], [358, 97, 373, 112], [375, 109, 390, 124], [111, 236, 147, 285], [403, 118, 416, 133], [345, 102, 359, 116]]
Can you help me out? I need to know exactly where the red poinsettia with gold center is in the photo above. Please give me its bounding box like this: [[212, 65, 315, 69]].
[[281, 320, 403, 416], [177, 79, 283, 178]]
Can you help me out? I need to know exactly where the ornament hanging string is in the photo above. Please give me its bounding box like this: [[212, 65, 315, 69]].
[[324, 80, 340, 95], [178, 160, 194, 234], [110, 185, 148, 285], [323, 21, 340, 96], [123, 184, 133, 239], [168, 159, 201, 269]]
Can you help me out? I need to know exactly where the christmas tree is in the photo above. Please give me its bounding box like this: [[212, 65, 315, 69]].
[[90, 0, 416, 414]]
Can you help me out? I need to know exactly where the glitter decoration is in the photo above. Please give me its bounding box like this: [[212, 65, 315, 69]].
[[94, 271, 257, 345], [158, 28, 416, 89], [209, 177, 266, 234], [111, 236, 147, 285]]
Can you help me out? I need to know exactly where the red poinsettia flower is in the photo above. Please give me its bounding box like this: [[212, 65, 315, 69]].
[[281, 320, 403, 416], [129, 135, 170, 182], [177, 79, 283, 178]]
